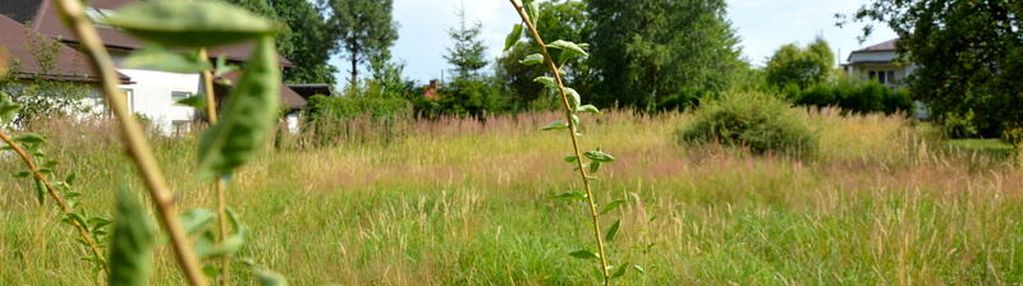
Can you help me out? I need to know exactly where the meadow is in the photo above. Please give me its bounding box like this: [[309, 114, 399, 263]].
[[3, 109, 1023, 285]]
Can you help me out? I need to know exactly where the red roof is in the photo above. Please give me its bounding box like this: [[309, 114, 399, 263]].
[[0, 14, 129, 83]]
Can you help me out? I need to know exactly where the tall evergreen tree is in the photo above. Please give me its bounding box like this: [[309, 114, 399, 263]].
[[326, 0, 399, 87], [587, 0, 743, 110], [444, 6, 487, 80]]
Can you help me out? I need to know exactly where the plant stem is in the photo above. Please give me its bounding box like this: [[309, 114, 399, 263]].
[[507, 1, 611, 285], [0, 130, 110, 276], [199, 48, 231, 286], [50, 1, 208, 285]]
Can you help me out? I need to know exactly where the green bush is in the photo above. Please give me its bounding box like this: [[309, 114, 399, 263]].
[[943, 110, 979, 139], [792, 79, 911, 115], [304, 95, 412, 146], [679, 91, 816, 156]]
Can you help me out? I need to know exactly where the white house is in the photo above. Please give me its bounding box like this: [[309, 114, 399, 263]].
[[0, 0, 307, 134], [843, 38, 918, 88]]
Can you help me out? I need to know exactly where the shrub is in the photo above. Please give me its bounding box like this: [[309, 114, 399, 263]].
[[793, 79, 912, 115], [943, 110, 979, 139], [679, 91, 816, 156], [304, 95, 412, 145]]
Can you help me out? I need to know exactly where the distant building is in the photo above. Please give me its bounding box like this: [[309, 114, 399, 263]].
[[423, 80, 440, 100], [0, 0, 309, 134], [843, 38, 917, 88]]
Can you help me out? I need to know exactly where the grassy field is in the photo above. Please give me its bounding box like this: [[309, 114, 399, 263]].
[[2, 109, 1023, 285]]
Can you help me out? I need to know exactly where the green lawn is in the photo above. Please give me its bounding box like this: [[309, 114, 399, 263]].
[[3, 111, 1023, 285]]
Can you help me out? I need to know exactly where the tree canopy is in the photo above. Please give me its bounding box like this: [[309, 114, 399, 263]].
[[764, 38, 835, 90], [587, 0, 743, 110], [854, 0, 1023, 137], [326, 0, 399, 87]]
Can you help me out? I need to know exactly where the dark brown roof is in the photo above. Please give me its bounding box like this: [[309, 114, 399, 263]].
[[852, 38, 898, 53], [221, 72, 307, 110], [0, 14, 129, 83], [14, 0, 292, 66]]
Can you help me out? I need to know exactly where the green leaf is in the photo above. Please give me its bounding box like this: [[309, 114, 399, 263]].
[[563, 155, 578, 163], [179, 208, 216, 235], [605, 219, 621, 241], [569, 249, 600, 260], [541, 120, 568, 131], [588, 161, 601, 174], [214, 56, 239, 77], [175, 94, 207, 110], [577, 104, 600, 114], [43, 160, 58, 168], [633, 264, 646, 274], [104, 1, 277, 48], [504, 24, 523, 51], [547, 40, 589, 58], [197, 37, 280, 180], [611, 262, 629, 278], [13, 133, 45, 144], [564, 87, 581, 109], [33, 177, 46, 205], [553, 191, 587, 201], [600, 199, 627, 215], [526, 0, 541, 23], [519, 53, 544, 65], [122, 47, 212, 74], [108, 186, 156, 286], [65, 173, 77, 184], [199, 208, 248, 259], [533, 76, 557, 89], [253, 267, 288, 286], [584, 149, 616, 163], [14, 171, 30, 178], [0, 95, 20, 122], [89, 217, 113, 231]]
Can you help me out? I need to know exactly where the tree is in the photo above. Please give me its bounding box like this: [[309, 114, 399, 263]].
[[224, 0, 338, 84], [495, 0, 593, 111], [440, 5, 501, 119], [326, 0, 399, 87], [587, 0, 743, 110], [270, 0, 337, 85], [444, 6, 488, 80], [853, 0, 1023, 137], [765, 38, 835, 90]]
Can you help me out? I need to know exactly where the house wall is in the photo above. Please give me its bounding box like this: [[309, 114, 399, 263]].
[[115, 69, 202, 134], [847, 51, 917, 88]]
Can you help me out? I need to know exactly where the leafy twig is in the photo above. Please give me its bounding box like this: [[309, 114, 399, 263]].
[[506, 1, 611, 284], [0, 129, 109, 275], [50, 0, 209, 285]]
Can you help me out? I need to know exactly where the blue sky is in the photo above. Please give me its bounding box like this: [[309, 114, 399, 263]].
[[330, 0, 897, 84]]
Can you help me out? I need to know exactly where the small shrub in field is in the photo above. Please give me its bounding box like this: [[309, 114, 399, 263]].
[[943, 110, 979, 139], [679, 91, 816, 156]]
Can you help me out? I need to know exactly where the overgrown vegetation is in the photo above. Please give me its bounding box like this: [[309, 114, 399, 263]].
[[680, 92, 817, 157]]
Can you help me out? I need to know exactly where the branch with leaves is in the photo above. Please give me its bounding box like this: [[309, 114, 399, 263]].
[[0, 98, 111, 277], [49, 0, 288, 285], [505, 0, 642, 284]]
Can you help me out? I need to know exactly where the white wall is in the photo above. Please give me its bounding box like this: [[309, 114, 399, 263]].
[[115, 69, 202, 134]]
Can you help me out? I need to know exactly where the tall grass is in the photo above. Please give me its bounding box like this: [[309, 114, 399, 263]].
[[3, 110, 1023, 285]]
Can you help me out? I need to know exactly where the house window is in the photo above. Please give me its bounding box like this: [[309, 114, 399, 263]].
[[172, 120, 191, 135], [868, 70, 898, 85], [886, 71, 897, 84], [171, 91, 192, 101]]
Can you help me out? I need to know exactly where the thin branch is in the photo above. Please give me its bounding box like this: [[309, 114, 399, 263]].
[[0, 130, 109, 276], [199, 48, 231, 286], [507, 1, 611, 285], [50, 0, 208, 285]]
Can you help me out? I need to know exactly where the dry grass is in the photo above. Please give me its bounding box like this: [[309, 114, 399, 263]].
[[2, 109, 1022, 285]]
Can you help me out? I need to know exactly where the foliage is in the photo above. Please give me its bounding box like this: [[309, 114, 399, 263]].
[[304, 94, 411, 146], [445, 7, 488, 80], [326, 0, 399, 86], [943, 110, 978, 139], [765, 38, 835, 89], [680, 91, 817, 157], [496, 0, 593, 112], [852, 0, 1023, 137], [306, 94, 410, 120], [433, 77, 504, 120], [587, 0, 743, 110], [793, 78, 912, 115], [108, 186, 156, 286], [507, 0, 635, 284]]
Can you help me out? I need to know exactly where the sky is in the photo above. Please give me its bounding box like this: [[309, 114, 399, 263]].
[[330, 0, 898, 84]]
